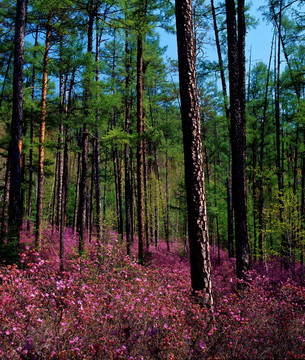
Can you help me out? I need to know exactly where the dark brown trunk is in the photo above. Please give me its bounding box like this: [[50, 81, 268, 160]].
[[226, 0, 250, 279], [175, 0, 213, 307], [6, 0, 26, 256]]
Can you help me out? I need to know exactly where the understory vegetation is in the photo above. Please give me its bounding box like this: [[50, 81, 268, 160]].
[[1, 227, 305, 359]]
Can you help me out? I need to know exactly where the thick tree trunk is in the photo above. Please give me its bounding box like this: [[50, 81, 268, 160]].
[[226, 0, 250, 279], [35, 12, 51, 249], [6, 0, 26, 256], [175, 0, 213, 307]]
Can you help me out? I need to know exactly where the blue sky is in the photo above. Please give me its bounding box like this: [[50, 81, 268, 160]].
[[159, 0, 274, 67]]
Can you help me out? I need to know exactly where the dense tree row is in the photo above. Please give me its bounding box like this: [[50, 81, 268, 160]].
[[1, 0, 305, 295]]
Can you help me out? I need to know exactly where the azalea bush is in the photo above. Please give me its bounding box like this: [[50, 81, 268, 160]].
[[1, 228, 305, 359]]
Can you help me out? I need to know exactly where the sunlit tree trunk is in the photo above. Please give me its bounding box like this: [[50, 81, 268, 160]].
[[175, 0, 213, 307]]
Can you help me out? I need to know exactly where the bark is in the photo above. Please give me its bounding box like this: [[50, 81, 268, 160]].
[[35, 12, 51, 249], [6, 0, 26, 255], [175, 0, 213, 307], [226, 0, 250, 279]]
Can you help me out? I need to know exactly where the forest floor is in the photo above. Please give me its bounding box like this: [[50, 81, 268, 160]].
[[1, 225, 305, 359]]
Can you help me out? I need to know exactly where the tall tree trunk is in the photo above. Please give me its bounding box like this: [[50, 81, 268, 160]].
[[175, 0, 213, 307], [35, 12, 51, 249], [225, 0, 250, 279], [6, 0, 26, 257]]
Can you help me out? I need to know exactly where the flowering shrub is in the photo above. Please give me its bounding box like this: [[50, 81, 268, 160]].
[[1, 228, 305, 359]]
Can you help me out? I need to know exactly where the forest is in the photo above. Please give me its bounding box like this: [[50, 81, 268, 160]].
[[1, 0, 305, 358]]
